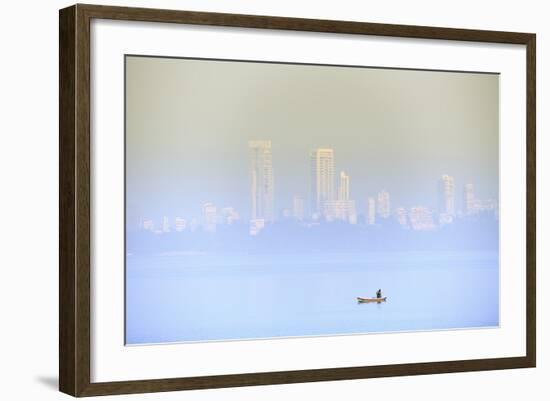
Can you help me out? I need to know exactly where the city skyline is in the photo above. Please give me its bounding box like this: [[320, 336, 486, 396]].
[[134, 178, 498, 235], [124, 55, 500, 346], [125, 56, 499, 225], [133, 141, 498, 235], [127, 138, 499, 224]]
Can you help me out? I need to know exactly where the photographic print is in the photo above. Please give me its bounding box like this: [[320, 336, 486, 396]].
[[125, 56, 499, 345]]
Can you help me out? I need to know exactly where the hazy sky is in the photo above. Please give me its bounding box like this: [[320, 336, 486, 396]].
[[126, 56, 499, 222]]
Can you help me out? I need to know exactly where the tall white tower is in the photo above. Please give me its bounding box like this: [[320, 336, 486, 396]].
[[367, 197, 376, 225], [338, 171, 350, 201], [463, 183, 475, 215], [310, 148, 335, 216], [438, 174, 455, 216], [162, 216, 170, 232], [377, 190, 391, 219], [203, 203, 217, 232], [249, 140, 274, 222]]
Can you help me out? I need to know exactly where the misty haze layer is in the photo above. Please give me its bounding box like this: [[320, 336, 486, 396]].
[[125, 56, 499, 344], [125, 56, 498, 224]]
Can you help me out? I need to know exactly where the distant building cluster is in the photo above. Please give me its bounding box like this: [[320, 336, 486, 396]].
[[322, 171, 357, 224], [136, 141, 498, 235], [138, 206, 240, 235], [408, 206, 436, 231], [463, 183, 498, 216]]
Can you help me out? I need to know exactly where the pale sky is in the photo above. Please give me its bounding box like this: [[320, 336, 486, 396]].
[[125, 55, 499, 222]]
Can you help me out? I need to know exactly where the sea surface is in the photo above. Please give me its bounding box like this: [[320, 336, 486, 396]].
[[125, 251, 499, 344]]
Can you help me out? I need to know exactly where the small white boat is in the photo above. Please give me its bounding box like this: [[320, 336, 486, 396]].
[[357, 296, 387, 303]]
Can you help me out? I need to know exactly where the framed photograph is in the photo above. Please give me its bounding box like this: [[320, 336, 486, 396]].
[[59, 4, 536, 397]]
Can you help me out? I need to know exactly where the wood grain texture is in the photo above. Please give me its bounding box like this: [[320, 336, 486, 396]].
[[77, 357, 533, 396], [59, 5, 76, 396], [525, 35, 536, 367], [75, 4, 92, 397], [59, 3, 536, 397], [78, 3, 533, 44]]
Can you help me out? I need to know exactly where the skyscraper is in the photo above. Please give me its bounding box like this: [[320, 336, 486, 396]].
[[395, 207, 408, 227], [324, 170, 356, 224], [249, 219, 265, 236], [174, 217, 187, 232], [203, 202, 217, 232], [377, 190, 391, 219], [367, 197, 376, 225], [463, 183, 475, 216], [310, 148, 335, 217], [249, 140, 274, 222], [162, 216, 170, 233], [142, 219, 154, 231], [438, 174, 455, 216], [409, 206, 436, 231], [462, 183, 498, 217], [221, 207, 240, 225], [323, 200, 357, 224], [338, 171, 350, 201], [472, 199, 498, 214]]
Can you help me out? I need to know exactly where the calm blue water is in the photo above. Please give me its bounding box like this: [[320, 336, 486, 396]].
[[125, 251, 499, 344]]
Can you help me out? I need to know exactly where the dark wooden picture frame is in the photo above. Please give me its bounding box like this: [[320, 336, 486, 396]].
[[59, 3, 536, 397]]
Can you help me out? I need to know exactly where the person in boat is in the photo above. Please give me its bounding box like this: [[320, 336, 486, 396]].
[[376, 289, 382, 299]]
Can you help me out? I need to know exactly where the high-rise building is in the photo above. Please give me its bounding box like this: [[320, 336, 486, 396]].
[[395, 207, 408, 227], [142, 219, 154, 231], [203, 202, 217, 232], [463, 183, 475, 216], [249, 140, 274, 222], [377, 190, 391, 219], [221, 207, 240, 225], [292, 196, 304, 220], [162, 216, 170, 232], [323, 200, 357, 224], [367, 197, 376, 225], [310, 148, 335, 217], [472, 199, 498, 214], [174, 217, 187, 232], [249, 219, 265, 236], [461, 183, 498, 218], [324, 170, 356, 224], [409, 206, 436, 231], [438, 174, 455, 217], [338, 171, 350, 201]]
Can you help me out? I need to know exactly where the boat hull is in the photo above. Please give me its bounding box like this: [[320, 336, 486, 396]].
[[357, 297, 387, 303]]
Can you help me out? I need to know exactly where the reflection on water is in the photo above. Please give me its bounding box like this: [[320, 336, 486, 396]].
[[125, 251, 499, 344]]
